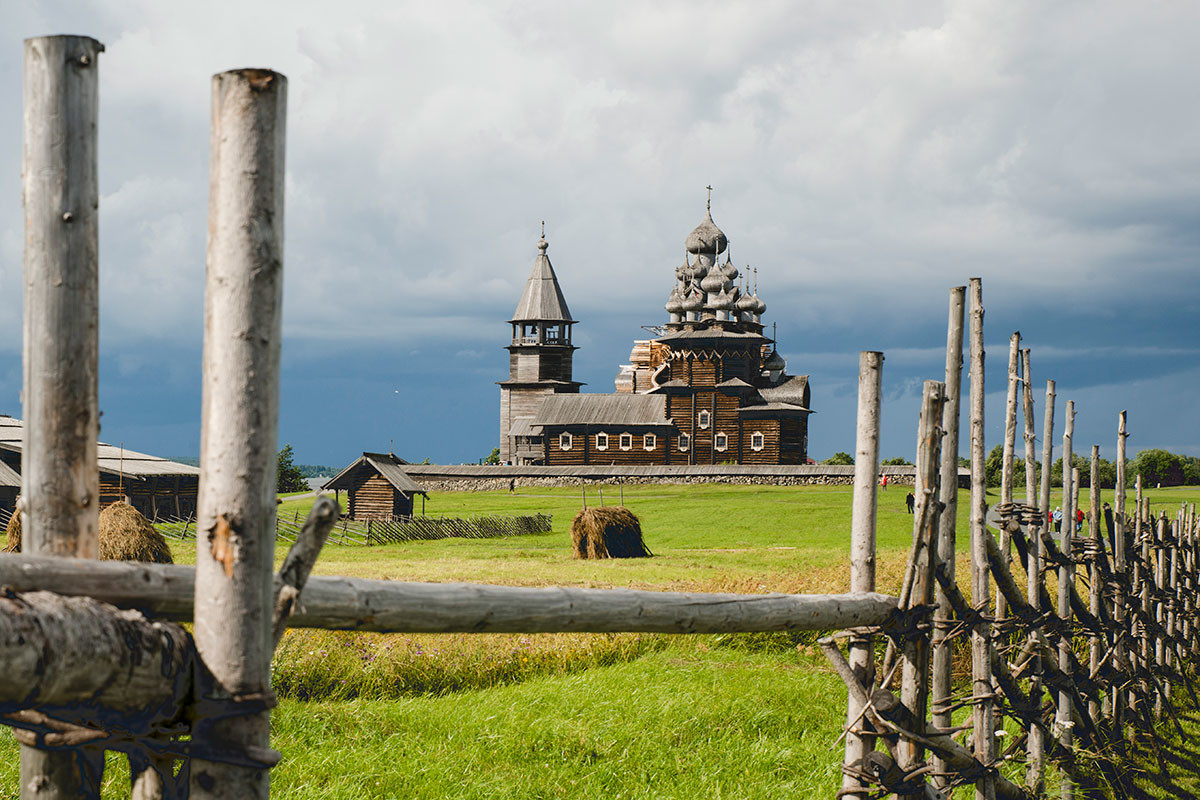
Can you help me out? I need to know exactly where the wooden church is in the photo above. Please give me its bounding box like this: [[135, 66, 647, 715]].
[[498, 198, 812, 466]]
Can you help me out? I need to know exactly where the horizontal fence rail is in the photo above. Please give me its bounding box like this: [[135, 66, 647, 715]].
[[0, 552, 897, 633]]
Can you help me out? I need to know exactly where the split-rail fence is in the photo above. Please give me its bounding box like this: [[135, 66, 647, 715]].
[[0, 34, 1194, 800]]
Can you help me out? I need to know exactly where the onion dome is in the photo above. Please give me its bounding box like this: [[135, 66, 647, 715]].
[[699, 267, 727, 294], [681, 290, 703, 313], [665, 286, 684, 315], [735, 289, 757, 313], [752, 292, 766, 315], [712, 287, 734, 310], [685, 192, 729, 255], [764, 349, 786, 371], [720, 254, 739, 282]]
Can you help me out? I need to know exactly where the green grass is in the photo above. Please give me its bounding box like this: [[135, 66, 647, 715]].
[[3, 482, 1200, 797]]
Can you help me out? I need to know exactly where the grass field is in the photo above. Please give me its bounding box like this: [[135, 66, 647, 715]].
[[1, 482, 1198, 797]]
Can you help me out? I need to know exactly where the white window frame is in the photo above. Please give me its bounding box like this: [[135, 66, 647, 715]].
[[644, 433, 656, 451], [751, 431, 765, 452], [698, 409, 711, 429], [619, 432, 633, 451], [678, 432, 690, 451], [596, 432, 608, 451], [715, 432, 728, 452], [559, 432, 572, 451]]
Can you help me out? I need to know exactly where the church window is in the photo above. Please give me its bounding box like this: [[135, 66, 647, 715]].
[[751, 431, 765, 451], [596, 432, 608, 451], [715, 432, 728, 452], [644, 433, 656, 450], [620, 433, 633, 451], [698, 410, 711, 429], [678, 433, 690, 451], [559, 432, 572, 451]]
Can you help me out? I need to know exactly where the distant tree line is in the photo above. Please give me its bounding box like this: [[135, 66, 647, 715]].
[[819, 447, 1199, 488]]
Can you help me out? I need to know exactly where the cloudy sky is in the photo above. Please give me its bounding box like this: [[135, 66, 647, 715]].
[[1, 1, 1198, 469]]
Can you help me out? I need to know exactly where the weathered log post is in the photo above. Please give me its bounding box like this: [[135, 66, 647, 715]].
[[1153, 511, 1167, 714], [1057, 401, 1076, 800], [191, 68, 287, 800], [20, 33, 106, 800], [841, 351, 883, 800], [931, 285, 965, 790], [995, 332, 1020, 623], [968, 278, 996, 800], [897, 380, 945, 799], [1135, 475, 1150, 730], [1114, 411, 1129, 724], [1021, 349, 1045, 792], [1088, 445, 1104, 723]]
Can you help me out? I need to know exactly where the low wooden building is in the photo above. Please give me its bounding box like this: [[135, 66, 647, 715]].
[[0, 415, 201, 520], [0, 459, 18, 522], [323, 452, 428, 521]]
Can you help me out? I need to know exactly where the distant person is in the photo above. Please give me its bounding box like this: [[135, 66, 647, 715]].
[[905, 492, 915, 514], [508, 478, 516, 494], [880, 474, 888, 491], [1053, 506, 1063, 533], [1075, 508, 1084, 532]]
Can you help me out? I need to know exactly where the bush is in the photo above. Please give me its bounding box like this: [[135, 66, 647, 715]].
[[822, 452, 854, 466]]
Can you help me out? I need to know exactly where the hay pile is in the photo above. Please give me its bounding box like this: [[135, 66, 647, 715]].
[[99, 502, 173, 563], [3, 501, 172, 564], [571, 506, 652, 559], [3, 507, 19, 553]]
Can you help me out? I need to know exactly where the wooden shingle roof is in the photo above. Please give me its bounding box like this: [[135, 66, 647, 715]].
[[0, 415, 200, 479], [323, 452, 427, 496], [0, 459, 19, 488], [510, 236, 575, 323], [533, 394, 675, 428]]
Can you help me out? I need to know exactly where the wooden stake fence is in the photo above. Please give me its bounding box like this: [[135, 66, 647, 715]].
[[5, 34, 1200, 800]]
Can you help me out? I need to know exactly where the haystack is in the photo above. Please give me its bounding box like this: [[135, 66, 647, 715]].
[[571, 506, 652, 559], [99, 501, 173, 563], [4, 501, 172, 563], [3, 507, 20, 553]]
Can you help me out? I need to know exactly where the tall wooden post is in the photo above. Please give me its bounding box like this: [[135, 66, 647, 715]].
[[1022, 350, 1044, 792], [995, 332, 1020, 623], [1114, 411, 1129, 723], [968, 278, 996, 800], [20, 33, 106, 800], [191, 68, 287, 800], [1088, 445, 1104, 722], [898, 380, 946, 798], [1057, 402, 1076, 800], [841, 351, 883, 800], [931, 286, 965, 789]]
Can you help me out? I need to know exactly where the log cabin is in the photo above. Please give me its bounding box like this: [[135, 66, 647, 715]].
[[0, 459, 17, 521], [322, 452, 428, 520], [0, 414, 200, 520], [499, 196, 813, 466]]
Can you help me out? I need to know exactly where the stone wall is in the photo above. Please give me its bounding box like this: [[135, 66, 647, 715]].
[[415, 473, 919, 493]]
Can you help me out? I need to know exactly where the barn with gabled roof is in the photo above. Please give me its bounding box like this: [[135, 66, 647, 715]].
[[322, 452, 429, 520]]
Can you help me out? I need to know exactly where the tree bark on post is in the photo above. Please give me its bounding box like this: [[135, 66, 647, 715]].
[[1022, 350, 1045, 792], [1057, 401, 1076, 800], [897, 380, 945, 799], [1088, 445, 1104, 723], [995, 332, 1020, 623], [841, 351, 883, 800], [1114, 411, 1129, 724], [191, 68, 287, 800], [968, 278, 996, 800], [931, 286, 965, 790], [20, 33, 106, 800]]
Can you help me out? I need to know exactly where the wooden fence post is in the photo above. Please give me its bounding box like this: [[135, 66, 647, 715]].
[[898, 380, 945, 798], [1088, 445, 1104, 723], [968, 277, 996, 800], [995, 332, 1020, 623], [1114, 411, 1129, 724], [840, 351, 883, 800], [1021, 349, 1045, 792], [931, 285, 965, 791], [20, 33, 106, 800], [1057, 401, 1076, 800], [191, 68, 287, 800]]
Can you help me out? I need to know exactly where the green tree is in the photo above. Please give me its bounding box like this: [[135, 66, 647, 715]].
[[1133, 449, 1184, 487], [822, 452, 854, 465], [881, 457, 911, 466], [276, 444, 307, 493], [484, 447, 500, 465]]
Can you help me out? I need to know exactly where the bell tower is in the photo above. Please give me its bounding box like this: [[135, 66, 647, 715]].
[[498, 228, 582, 464]]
